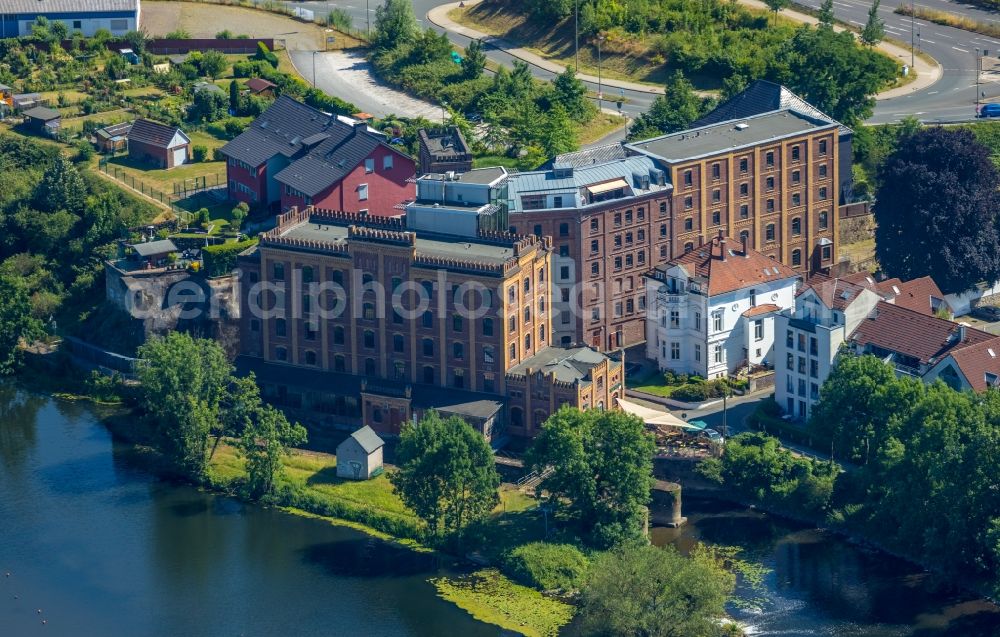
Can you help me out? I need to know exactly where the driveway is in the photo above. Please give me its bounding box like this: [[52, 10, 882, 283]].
[[288, 50, 441, 119]]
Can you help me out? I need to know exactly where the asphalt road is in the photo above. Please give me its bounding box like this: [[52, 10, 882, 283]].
[[289, 0, 1000, 124]]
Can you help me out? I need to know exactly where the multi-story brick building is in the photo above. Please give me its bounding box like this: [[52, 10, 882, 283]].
[[220, 96, 415, 215], [626, 108, 841, 274], [237, 205, 622, 440], [505, 150, 673, 351], [500, 85, 845, 352]]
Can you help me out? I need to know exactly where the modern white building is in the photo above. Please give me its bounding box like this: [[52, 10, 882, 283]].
[[645, 235, 800, 379], [1, 0, 140, 38]]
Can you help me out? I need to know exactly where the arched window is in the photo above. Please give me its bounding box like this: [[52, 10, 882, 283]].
[[275, 346, 287, 361], [393, 334, 405, 353], [334, 354, 346, 372], [301, 266, 314, 283], [364, 358, 376, 376], [765, 223, 775, 242], [791, 249, 802, 266], [333, 325, 345, 344], [510, 407, 524, 428], [509, 343, 516, 360], [275, 318, 286, 337], [363, 330, 375, 349], [684, 242, 694, 253], [482, 317, 494, 336], [791, 217, 802, 236], [422, 338, 434, 357], [304, 350, 317, 365], [453, 342, 464, 360], [423, 365, 435, 384]]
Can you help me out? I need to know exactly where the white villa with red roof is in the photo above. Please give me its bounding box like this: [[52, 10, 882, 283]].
[[645, 234, 801, 379]]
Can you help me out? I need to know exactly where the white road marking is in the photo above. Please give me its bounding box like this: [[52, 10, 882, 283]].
[[935, 32, 954, 39], [849, 19, 864, 25], [928, 90, 939, 94], [953, 46, 971, 53], [922, 39, 937, 44]]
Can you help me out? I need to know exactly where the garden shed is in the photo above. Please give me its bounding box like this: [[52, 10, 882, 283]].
[[336, 426, 384, 480]]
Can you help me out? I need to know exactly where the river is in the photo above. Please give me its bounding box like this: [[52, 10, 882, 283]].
[[1, 386, 999, 637]]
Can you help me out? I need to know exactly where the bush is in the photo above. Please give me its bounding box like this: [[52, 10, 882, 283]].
[[202, 238, 257, 277], [254, 41, 279, 68], [503, 543, 589, 592], [192, 145, 208, 162]]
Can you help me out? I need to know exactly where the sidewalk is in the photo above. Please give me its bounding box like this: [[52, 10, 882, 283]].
[[428, 0, 942, 101]]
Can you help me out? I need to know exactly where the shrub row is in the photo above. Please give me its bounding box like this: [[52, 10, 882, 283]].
[[202, 238, 257, 277]]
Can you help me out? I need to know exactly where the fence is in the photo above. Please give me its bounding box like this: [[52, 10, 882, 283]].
[[147, 38, 275, 55], [97, 158, 218, 223]]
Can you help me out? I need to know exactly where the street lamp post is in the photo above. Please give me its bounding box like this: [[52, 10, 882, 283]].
[[977, 48, 982, 115], [366, 0, 371, 36], [311, 50, 318, 87], [597, 34, 605, 112], [574, 0, 579, 72], [910, 0, 915, 70]]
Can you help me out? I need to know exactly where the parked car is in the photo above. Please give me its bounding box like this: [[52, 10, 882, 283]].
[[973, 305, 1000, 321], [698, 428, 724, 444], [979, 103, 1000, 118]]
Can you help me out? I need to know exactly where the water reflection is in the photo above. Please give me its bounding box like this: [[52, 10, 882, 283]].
[[0, 384, 44, 473], [301, 539, 440, 578]]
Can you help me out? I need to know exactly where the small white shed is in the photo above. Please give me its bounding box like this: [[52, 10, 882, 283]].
[[336, 426, 385, 480]]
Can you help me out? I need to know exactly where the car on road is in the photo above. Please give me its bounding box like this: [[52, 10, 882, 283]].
[[979, 103, 1000, 118], [973, 305, 1000, 321]]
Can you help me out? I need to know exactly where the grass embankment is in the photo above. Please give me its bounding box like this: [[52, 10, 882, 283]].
[[207, 443, 574, 636], [895, 5, 1000, 40], [432, 569, 575, 637]]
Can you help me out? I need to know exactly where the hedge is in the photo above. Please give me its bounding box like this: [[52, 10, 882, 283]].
[[502, 542, 589, 592], [202, 238, 257, 277]]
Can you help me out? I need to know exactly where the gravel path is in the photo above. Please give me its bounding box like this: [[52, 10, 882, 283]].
[[289, 50, 441, 120], [143, 1, 329, 50]]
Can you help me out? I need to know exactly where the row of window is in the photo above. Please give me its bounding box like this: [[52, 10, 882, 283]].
[[681, 140, 831, 187], [264, 315, 499, 340], [785, 375, 821, 401], [364, 155, 394, 173], [786, 353, 821, 379], [682, 184, 829, 211]]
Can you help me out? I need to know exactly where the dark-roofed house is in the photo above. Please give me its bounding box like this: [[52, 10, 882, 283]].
[[22, 106, 61, 135], [418, 126, 473, 175], [645, 234, 801, 378], [95, 121, 132, 153], [129, 238, 178, 267], [128, 119, 190, 169], [336, 426, 384, 479], [0, 0, 140, 38], [219, 96, 415, 215]]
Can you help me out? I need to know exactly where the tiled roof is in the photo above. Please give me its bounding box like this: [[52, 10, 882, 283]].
[[876, 276, 948, 317], [851, 302, 992, 366], [128, 119, 186, 149], [742, 303, 781, 318], [507, 346, 619, 384], [661, 236, 799, 296], [945, 336, 1000, 391], [4, 0, 137, 12], [801, 277, 870, 311], [245, 78, 277, 93], [220, 96, 404, 197]]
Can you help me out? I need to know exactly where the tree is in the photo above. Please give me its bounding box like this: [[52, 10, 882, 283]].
[[229, 79, 241, 115], [539, 105, 578, 157], [391, 412, 500, 541], [237, 399, 306, 499], [551, 66, 590, 121], [628, 71, 709, 140], [137, 333, 232, 476], [231, 202, 249, 231], [780, 27, 898, 125], [525, 407, 655, 548], [105, 53, 129, 80], [199, 50, 228, 79], [764, 0, 789, 23], [372, 0, 418, 51], [579, 544, 735, 637], [809, 354, 923, 463], [860, 0, 885, 47], [874, 127, 1000, 293], [0, 275, 42, 375], [461, 39, 487, 80], [818, 0, 835, 29], [189, 89, 228, 122], [35, 154, 86, 215]]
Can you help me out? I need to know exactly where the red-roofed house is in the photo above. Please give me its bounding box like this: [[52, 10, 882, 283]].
[[776, 275, 986, 420], [924, 335, 1000, 392], [645, 234, 801, 378]]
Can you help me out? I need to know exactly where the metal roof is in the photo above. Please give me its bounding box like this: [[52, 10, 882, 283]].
[[130, 239, 177, 257], [506, 155, 668, 213], [346, 426, 384, 454], [627, 109, 835, 163], [22, 106, 60, 121], [2, 0, 137, 13], [507, 346, 619, 384], [692, 79, 852, 136]]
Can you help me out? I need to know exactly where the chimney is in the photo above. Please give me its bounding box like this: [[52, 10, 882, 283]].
[[353, 121, 368, 135], [698, 235, 704, 247], [742, 233, 748, 256], [719, 237, 727, 262], [958, 325, 967, 342]]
